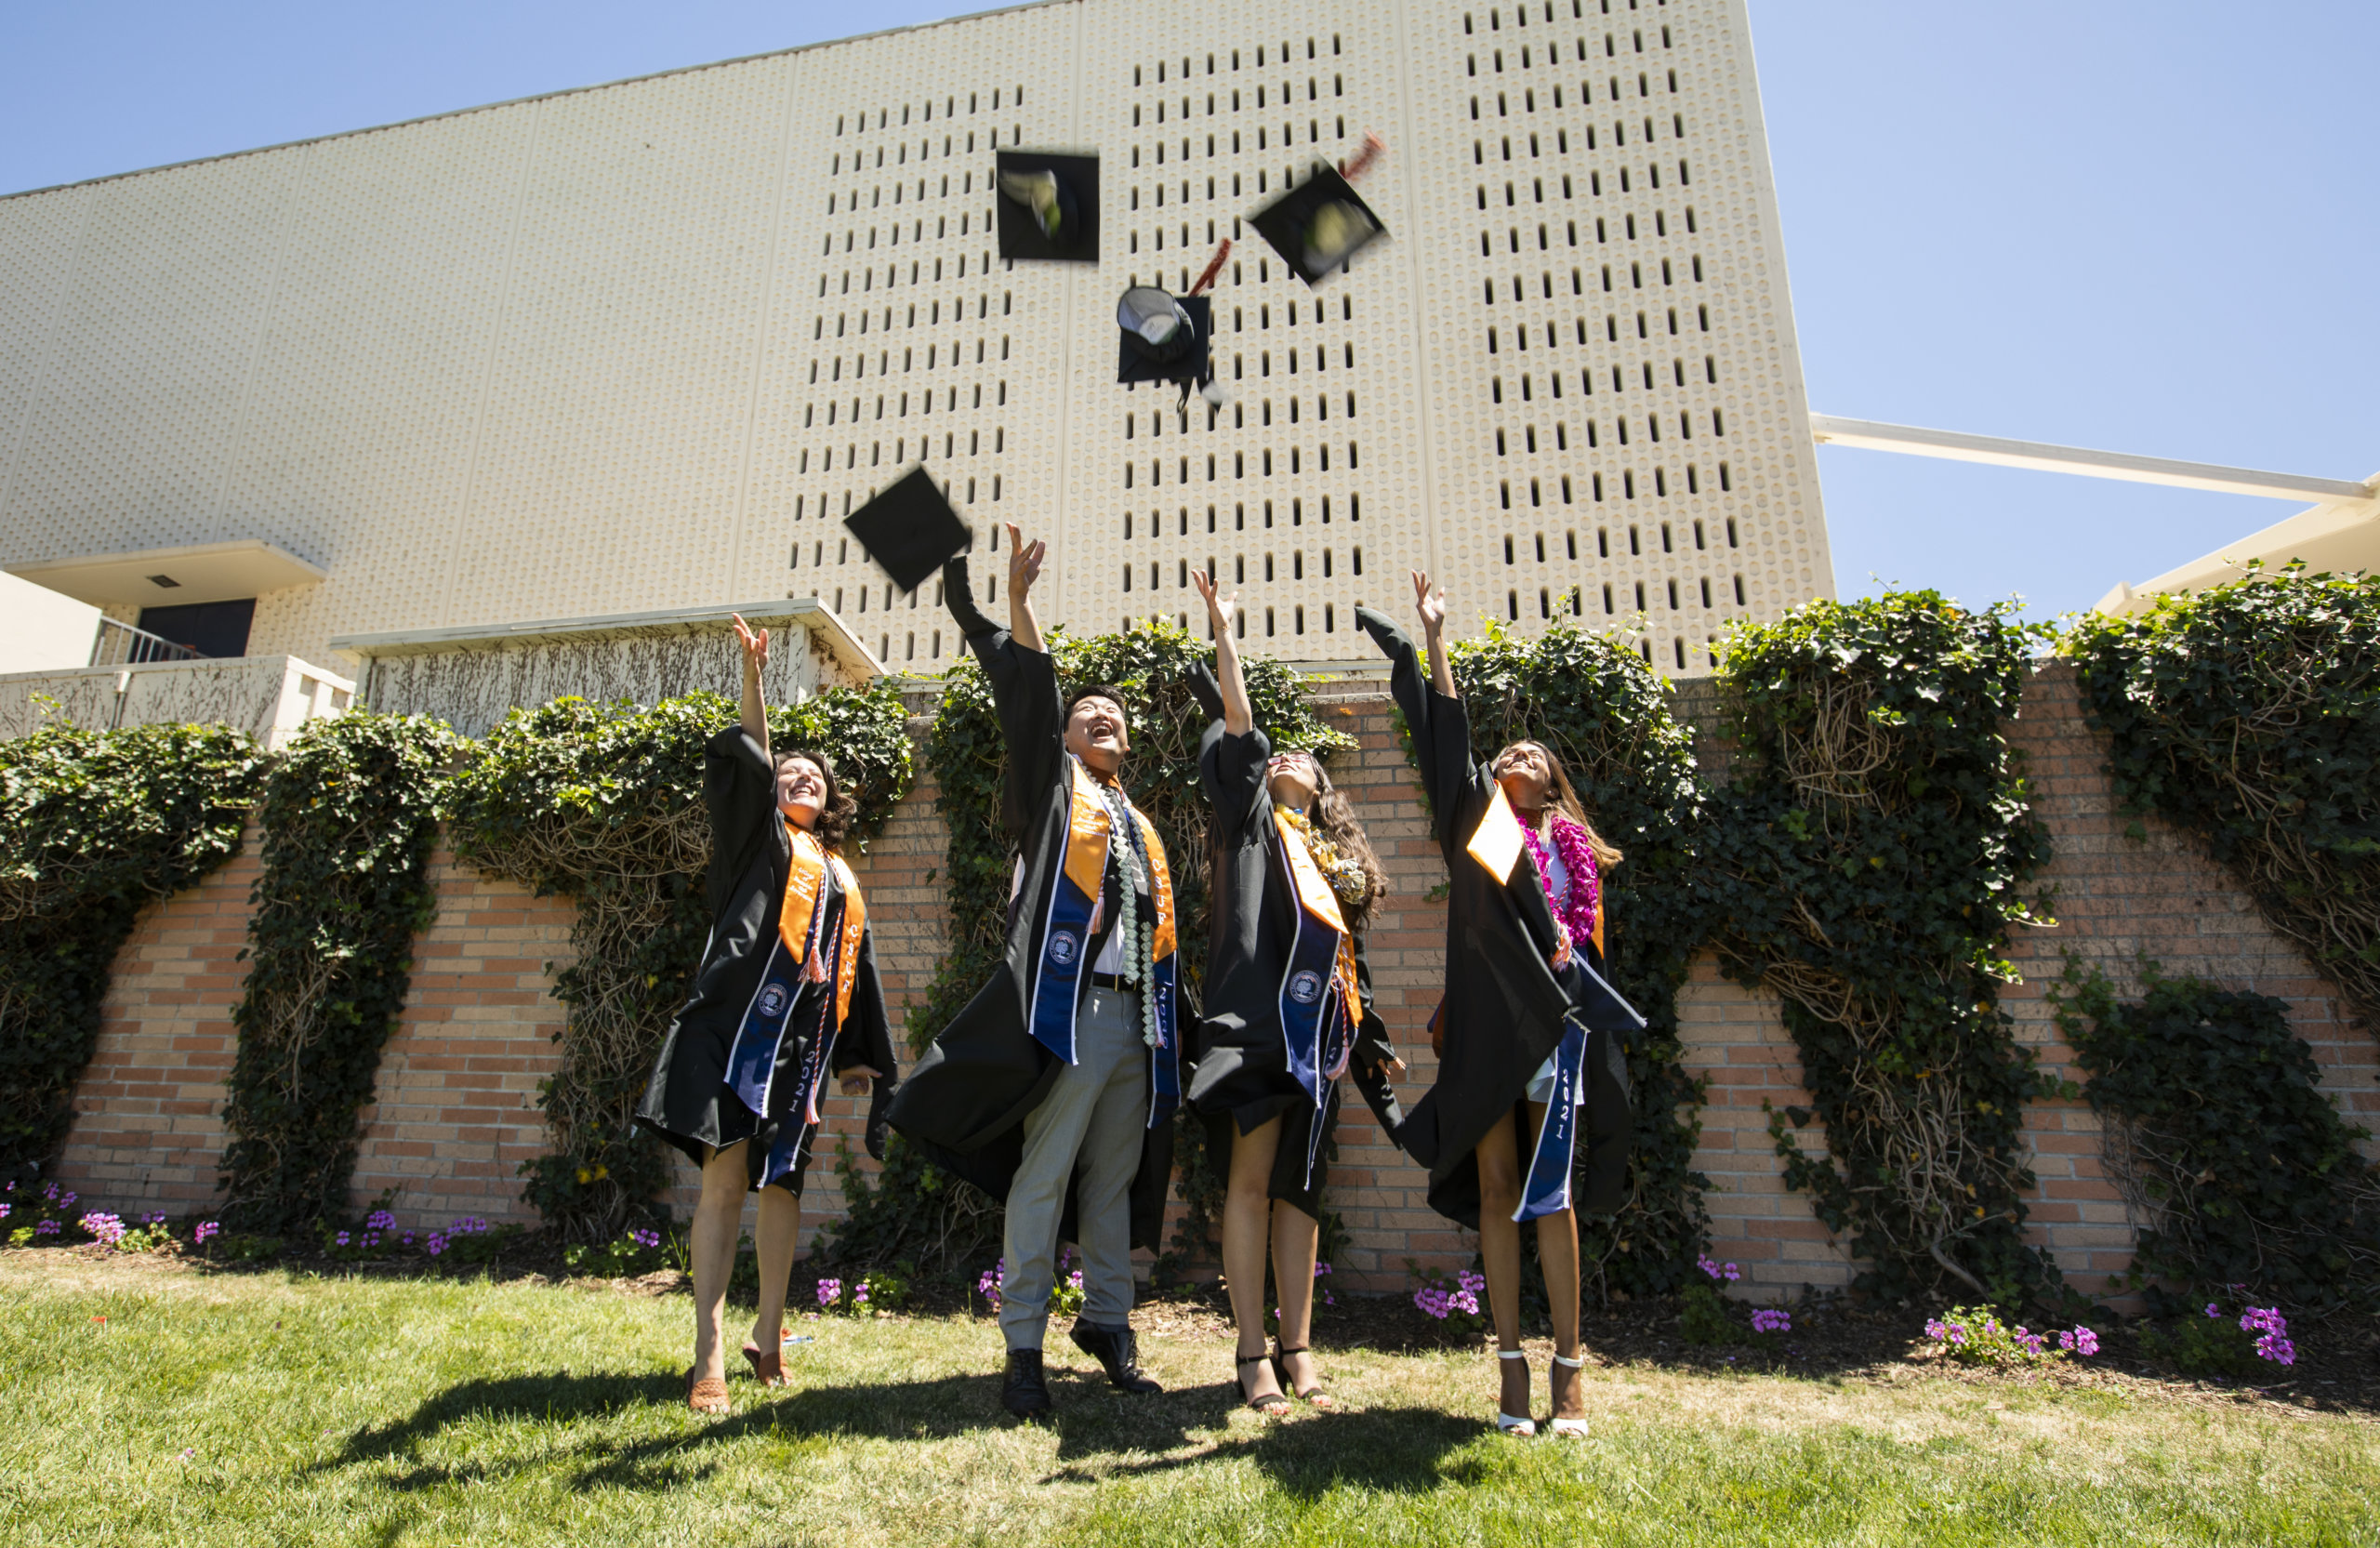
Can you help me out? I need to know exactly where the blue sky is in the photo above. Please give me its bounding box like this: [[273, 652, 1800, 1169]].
[[3, 1, 2371, 620]]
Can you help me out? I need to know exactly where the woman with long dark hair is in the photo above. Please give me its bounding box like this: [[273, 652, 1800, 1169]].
[[1187, 569, 1402, 1415], [1357, 575, 1641, 1439], [635, 615, 897, 1412]]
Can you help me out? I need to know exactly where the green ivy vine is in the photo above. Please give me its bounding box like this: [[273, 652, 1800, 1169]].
[[829, 621, 1346, 1274], [1709, 592, 2062, 1304], [1441, 621, 1716, 1298], [2064, 567, 2380, 1033], [444, 684, 914, 1239], [216, 712, 457, 1234], [0, 715, 267, 1186], [2050, 957, 2378, 1312]]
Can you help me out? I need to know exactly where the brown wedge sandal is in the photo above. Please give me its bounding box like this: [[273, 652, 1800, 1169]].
[[1272, 1343, 1337, 1410], [685, 1365, 730, 1413], [742, 1339, 787, 1388], [1236, 1354, 1290, 1417]]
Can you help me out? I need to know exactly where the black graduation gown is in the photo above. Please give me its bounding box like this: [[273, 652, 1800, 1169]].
[[883, 562, 1183, 1250], [1187, 720, 1403, 1218], [633, 727, 900, 1194], [1356, 606, 1639, 1229]]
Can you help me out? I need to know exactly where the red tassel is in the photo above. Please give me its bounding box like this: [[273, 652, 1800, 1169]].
[[1339, 132, 1387, 181], [1187, 238, 1233, 298]]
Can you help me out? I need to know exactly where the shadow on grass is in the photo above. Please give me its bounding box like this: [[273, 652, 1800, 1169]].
[[323, 1361, 1488, 1496]]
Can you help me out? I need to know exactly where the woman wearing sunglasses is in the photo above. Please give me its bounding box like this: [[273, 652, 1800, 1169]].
[[1187, 569, 1401, 1416]]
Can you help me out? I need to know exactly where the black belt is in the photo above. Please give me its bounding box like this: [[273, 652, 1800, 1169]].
[[1088, 972, 1137, 991]]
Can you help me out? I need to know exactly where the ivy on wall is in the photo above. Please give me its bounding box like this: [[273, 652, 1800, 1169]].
[[217, 712, 456, 1234], [1442, 622, 1715, 1298], [2065, 567, 2380, 1035], [445, 685, 914, 1239], [0, 717, 267, 1186], [827, 621, 1345, 1273], [2051, 959, 2378, 1311], [1709, 592, 2062, 1304]]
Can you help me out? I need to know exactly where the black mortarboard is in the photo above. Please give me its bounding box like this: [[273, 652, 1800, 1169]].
[[1246, 162, 1387, 285], [842, 466, 971, 594], [995, 150, 1099, 262], [1116, 287, 1211, 396]]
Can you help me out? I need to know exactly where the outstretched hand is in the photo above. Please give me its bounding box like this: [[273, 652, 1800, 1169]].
[[1005, 523, 1046, 601], [838, 1064, 882, 1097], [732, 613, 771, 675], [1409, 570, 1447, 635], [1190, 568, 1237, 631]]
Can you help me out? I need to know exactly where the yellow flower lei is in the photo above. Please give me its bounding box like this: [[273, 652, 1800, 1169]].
[[1276, 804, 1371, 910]]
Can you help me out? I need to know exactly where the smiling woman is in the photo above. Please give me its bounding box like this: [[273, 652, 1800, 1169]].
[[630, 613, 899, 1412]]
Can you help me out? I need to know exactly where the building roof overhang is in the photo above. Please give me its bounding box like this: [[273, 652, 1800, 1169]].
[[7, 539, 327, 608], [327, 597, 884, 681]]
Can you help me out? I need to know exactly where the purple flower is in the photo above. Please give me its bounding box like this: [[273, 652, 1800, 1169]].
[[80, 1211, 127, 1246], [192, 1222, 219, 1246], [816, 1278, 842, 1308], [365, 1211, 396, 1232], [2058, 1327, 2100, 1356], [1751, 1308, 1792, 1335], [2255, 1334, 2295, 1367], [2205, 1303, 2221, 1318], [35, 1220, 60, 1237]]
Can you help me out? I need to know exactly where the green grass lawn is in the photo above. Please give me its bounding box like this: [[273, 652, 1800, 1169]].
[[3, 1253, 2375, 1547]]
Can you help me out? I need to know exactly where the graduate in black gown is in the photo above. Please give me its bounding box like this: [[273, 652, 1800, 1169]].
[[634, 615, 897, 1412], [887, 524, 1184, 1420], [1359, 574, 1643, 1439], [1184, 568, 1402, 1415]]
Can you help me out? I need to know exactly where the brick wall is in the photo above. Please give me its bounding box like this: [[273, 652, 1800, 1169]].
[[1677, 660, 2377, 1303], [345, 853, 577, 1226], [48, 818, 264, 1214], [49, 666, 2373, 1302]]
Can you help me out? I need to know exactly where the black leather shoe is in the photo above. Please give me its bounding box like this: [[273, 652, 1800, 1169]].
[[1069, 1319, 1163, 1395], [1000, 1348, 1052, 1420]]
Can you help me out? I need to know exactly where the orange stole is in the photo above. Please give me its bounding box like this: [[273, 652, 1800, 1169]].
[[779, 823, 867, 1028], [1062, 761, 1176, 960], [1271, 808, 1361, 1015]]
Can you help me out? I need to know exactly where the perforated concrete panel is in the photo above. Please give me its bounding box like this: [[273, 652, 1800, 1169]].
[[0, 0, 1829, 680]]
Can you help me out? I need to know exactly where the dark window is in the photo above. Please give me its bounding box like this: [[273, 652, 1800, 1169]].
[[138, 598, 254, 659]]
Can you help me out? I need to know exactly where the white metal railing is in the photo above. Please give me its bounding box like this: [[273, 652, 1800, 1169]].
[[88, 616, 202, 667]]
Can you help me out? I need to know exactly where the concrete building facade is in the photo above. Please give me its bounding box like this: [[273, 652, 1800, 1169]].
[[0, 0, 1829, 695]]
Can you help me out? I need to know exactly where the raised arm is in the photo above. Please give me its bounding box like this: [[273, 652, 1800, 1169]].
[[731, 613, 772, 758], [942, 531, 1065, 836], [1411, 570, 1456, 701], [1190, 569, 1250, 735], [1005, 522, 1048, 655]]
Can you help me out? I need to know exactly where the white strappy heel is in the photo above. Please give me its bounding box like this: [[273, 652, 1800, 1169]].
[[1547, 1352, 1588, 1437], [1494, 1349, 1536, 1436]]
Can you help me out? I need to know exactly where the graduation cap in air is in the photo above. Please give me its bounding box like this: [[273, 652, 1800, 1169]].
[[1116, 287, 1212, 397], [1246, 136, 1390, 286], [1116, 241, 1231, 406], [995, 149, 1099, 262], [842, 465, 971, 595]]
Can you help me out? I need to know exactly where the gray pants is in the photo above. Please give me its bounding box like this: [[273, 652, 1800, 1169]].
[[1000, 985, 1147, 1351]]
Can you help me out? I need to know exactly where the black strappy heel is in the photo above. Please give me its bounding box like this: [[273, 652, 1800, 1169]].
[[1272, 1343, 1337, 1410], [1236, 1353, 1290, 1416]]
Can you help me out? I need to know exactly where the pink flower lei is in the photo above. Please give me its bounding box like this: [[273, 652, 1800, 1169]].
[[1520, 811, 1601, 959]]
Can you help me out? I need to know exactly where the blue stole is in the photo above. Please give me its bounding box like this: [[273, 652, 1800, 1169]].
[[1277, 879, 1351, 1189], [1514, 1013, 1590, 1223], [726, 939, 804, 1119], [1026, 761, 1182, 1134]]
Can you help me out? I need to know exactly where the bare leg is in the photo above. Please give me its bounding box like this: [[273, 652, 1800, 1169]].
[[751, 1183, 803, 1355], [1523, 1100, 1584, 1420], [1223, 1117, 1287, 1406], [1271, 1199, 1323, 1399], [1473, 1107, 1530, 1421], [690, 1142, 751, 1384]]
